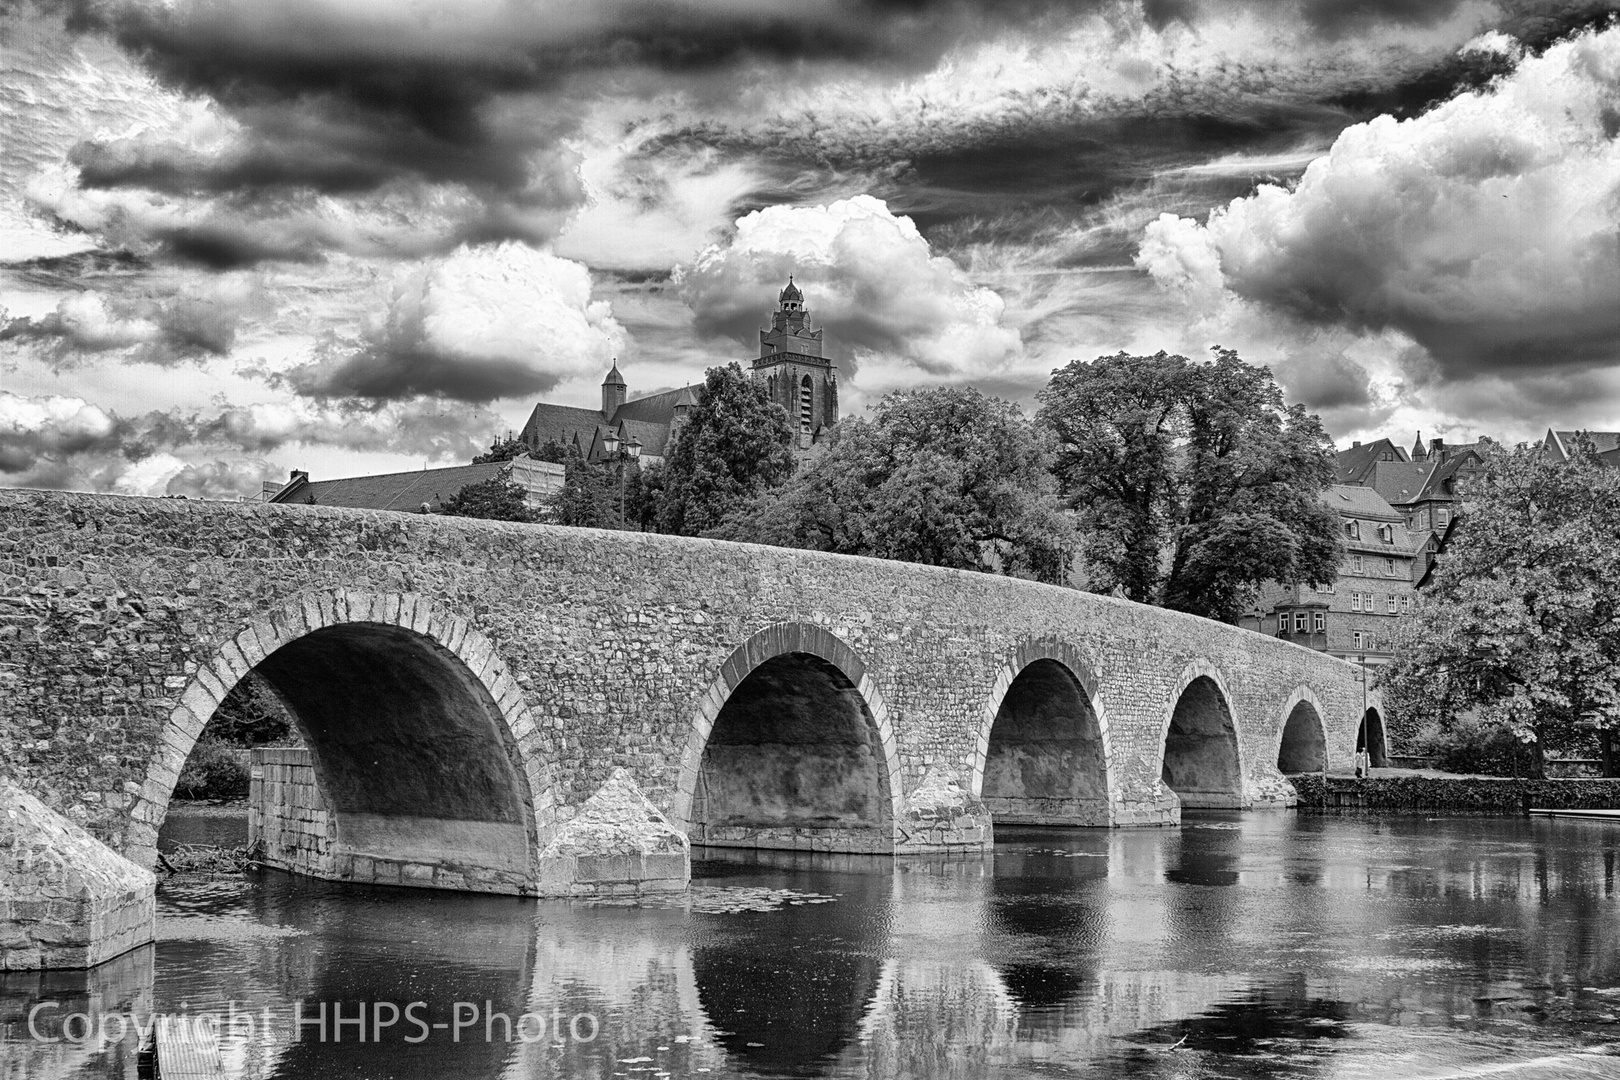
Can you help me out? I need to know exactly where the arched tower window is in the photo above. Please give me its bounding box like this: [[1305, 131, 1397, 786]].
[[800, 374, 814, 434]]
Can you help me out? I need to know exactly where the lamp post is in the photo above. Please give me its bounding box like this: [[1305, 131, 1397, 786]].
[[600, 431, 641, 528]]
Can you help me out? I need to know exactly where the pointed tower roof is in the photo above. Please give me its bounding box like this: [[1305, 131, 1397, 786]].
[[602, 361, 625, 386], [1411, 431, 1426, 460], [779, 275, 802, 304]]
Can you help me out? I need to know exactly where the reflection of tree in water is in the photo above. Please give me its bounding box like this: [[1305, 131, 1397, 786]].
[[692, 865, 893, 1075], [1112, 977, 1350, 1077], [984, 850, 1108, 1012]]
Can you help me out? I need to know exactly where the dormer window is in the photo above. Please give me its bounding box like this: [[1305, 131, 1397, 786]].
[[1344, 520, 1360, 540]]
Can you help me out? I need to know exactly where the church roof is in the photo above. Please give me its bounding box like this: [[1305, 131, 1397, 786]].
[[521, 402, 610, 451], [611, 384, 701, 426], [602, 361, 625, 386], [779, 276, 802, 303]]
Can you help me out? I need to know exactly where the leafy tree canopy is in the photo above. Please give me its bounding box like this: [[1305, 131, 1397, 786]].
[[473, 435, 570, 464], [655, 363, 796, 536], [1038, 347, 1339, 622], [552, 454, 650, 531], [438, 467, 539, 523], [1380, 442, 1620, 771], [473, 436, 531, 463], [714, 386, 1076, 583]]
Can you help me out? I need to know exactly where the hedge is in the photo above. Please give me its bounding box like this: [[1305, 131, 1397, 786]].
[[1291, 774, 1620, 815]]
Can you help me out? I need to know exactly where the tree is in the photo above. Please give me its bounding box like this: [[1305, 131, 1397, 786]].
[[473, 436, 531, 463], [714, 387, 1076, 583], [551, 453, 647, 530], [1379, 442, 1620, 776], [472, 435, 569, 464], [1037, 348, 1339, 622], [438, 467, 539, 522], [655, 363, 796, 535]]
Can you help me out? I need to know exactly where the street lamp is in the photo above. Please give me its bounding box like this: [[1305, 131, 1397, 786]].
[[603, 432, 642, 528]]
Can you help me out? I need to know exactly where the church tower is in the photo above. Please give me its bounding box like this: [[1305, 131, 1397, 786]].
[[752, 277, 839, 448]]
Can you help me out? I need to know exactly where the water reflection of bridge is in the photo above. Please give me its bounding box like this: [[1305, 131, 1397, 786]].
[[11, 818, 1620, 1079]]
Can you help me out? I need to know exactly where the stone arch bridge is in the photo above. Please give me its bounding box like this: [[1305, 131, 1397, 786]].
[[0, 491, 1387, 969]]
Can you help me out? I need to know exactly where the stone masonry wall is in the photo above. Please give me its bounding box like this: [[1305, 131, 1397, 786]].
[[248, 748, 336, 881], [0, 778, 153, 970], [1, 490, 1372, 874], [249, 748, 538, 894]]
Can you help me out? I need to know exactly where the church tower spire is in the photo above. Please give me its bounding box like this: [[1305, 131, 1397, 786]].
[[752, 277, 838, 449]]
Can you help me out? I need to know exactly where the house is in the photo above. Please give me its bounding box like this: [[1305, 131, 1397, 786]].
[[1541, 429, 1620, 464], [1241, 485, 1420, 664], [266, 457, 563, 513]]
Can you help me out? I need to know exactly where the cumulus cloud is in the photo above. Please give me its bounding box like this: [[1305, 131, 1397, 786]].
[[677, 195, 1023, 393], [0, 277, 253, 363], [1139, 24, 1620, 417], [279, 242, 626, 402]]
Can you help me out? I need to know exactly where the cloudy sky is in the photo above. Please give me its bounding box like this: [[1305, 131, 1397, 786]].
[[3, 0, 1619, 498]]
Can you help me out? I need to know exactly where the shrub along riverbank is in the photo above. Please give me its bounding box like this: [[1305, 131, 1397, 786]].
[[1292, 774, 1620, 814]]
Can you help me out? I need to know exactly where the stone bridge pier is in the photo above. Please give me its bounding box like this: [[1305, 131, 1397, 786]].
[[0, 491, 1386, 970]]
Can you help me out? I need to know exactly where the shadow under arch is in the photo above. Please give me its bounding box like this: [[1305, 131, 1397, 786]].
[[1276, 686, 1328, 774], [972, 639, 1116, 826], [671, 623, 903, 854], [1358, 705, 1390, 768], [1158, 660, 1247, 810], [128, 590, 552, 893]]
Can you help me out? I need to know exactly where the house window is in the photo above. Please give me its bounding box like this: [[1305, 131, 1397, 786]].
[[1313, 611, 1326, 632], [1377, 524, 1393, 543], [1387, 595, 1398, 614], [1402, 595, 1413, 612], [1294, 612, 1308, 632], [1350, 555, 1364, 574], [1384, 557, 1397, 576], [1323, 581, 1335, 594], [1437, 508, 1450, 526], [1351, 592, 1362, 611], [1345, 520, 1361, 540], [1352, 631, 1364, 650]]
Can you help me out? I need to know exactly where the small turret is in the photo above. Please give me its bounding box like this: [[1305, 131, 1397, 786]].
[[1411, 431, 1426, 461], [601, 361, 626, 418]]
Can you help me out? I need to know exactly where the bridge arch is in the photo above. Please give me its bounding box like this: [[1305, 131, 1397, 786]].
[[1157, 659, 1248, 811], [128, 589, 552, 892], [1358, 701, 1390, 768], [1275, 686, 1329, 775], [671, 622, 903, 853], [971, 639, 1117, 826]]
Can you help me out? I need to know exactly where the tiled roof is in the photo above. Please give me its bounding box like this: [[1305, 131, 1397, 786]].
[[1334, 439, 1406, 484], [1326, 484, 1420, 554], [1553, 430, 1620, 456], [1417, 450, 1486, 501], [610, 384, 702, 426], [1366, 460, 1435, 506], [1326, 483, 1401, 520], [271, 462, 512, 512], [520, 403, 609, 452]]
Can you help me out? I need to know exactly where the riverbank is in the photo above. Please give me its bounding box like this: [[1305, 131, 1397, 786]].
[[1293, 773, 1620, 814]]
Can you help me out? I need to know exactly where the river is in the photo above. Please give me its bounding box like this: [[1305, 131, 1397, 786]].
[[8, 812, 1620, 1078]]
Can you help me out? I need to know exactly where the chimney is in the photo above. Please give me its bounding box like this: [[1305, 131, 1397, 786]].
[[1352, 440, 1362, 448], [1430, 437, 1445, 462], [290, 469, 308, 484]]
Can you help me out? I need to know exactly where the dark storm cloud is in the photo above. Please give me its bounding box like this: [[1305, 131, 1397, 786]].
[[1271, 352, 1373, 411]]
